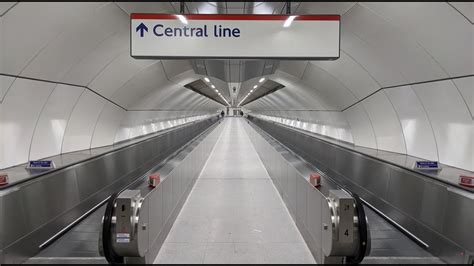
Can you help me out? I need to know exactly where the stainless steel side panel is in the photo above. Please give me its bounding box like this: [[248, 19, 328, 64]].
[[242, 119, 338, 263], [0, 117, 219, 264], [138, 119, 224, 263], [248, 116, 473, 264], [296, 173, 308, 225]]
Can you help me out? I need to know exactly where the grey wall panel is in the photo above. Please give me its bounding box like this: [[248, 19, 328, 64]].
[[2, 191, 29, 246], [386, 168, 424, 219], [287, 167, 297, 216], [74, 160, 108, 200], [0, 197, 3, 250], [162, 172, 173, 225], [20, 171, 81, 233], [419, 181, 447, 233], [334, 148, 355, 181], [443, 189, 474, 251], [296, 174, 308, 226], [171, 169, 180, 209], [359, 157, 391, 198], [307, 186, 322, 250], [281, 159, 289, 195], [177, 166, 184, 201], [148, 185, 163, 247]]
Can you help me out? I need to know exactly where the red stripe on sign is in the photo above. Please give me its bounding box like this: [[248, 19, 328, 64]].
[[131, 14, 340, 21]]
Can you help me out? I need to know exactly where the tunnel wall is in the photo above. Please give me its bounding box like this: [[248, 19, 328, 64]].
[[248, 75, 473, 172], [1, 2, 472, 171], [245, 2, 473, 172], [0, 2, 222, 169]]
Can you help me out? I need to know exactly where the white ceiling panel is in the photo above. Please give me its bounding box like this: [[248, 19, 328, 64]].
[[88, 52, 155, 99], [61, 29, 129, 86], [343, 4, 448, 83], [297, 2, 356, 15], [21, 3, 128, 82], [161, 60, 193, 80], [312, 51, 380, 99], [302, 62, 357, 110], [111, 63, 170, 108], [115, 2, 173, 14], [0, 2, 16, 16], [1, 2, 103, 75], [340, 29, 405, 87], [361, 2, 473, 77], [449, 2, 474, 22]]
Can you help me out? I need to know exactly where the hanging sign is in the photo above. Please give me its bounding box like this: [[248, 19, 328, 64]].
[[131, 14, 340, 59]]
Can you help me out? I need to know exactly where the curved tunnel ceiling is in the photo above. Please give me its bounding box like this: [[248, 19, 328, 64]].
[[0, 2, 473, 171]]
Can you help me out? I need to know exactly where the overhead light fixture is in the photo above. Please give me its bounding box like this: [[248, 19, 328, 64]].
[[215, 89, 218, 92], [283, 15, 296, 28], [253, 85, 258, 89], [250, 90, 253, 93], [177, 15, 188, 25], [204, 77, 210, 82], [211, 85, 216, 89], [259, 77, 265, 83]]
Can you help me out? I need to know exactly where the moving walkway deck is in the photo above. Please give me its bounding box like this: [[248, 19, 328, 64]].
[[25, 118, 443, 264]]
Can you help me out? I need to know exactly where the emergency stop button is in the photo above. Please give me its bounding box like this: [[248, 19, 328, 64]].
[[459, 175, 474, 188], [0, 173, 8, 186], [149, 173, 160, 188], [310, 172, 321, 188]]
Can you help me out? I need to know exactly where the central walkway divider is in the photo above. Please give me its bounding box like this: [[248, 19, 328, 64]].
[[154, 118, 315, 264]]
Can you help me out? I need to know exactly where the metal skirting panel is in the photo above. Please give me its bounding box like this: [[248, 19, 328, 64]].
[[139, 121, 223, 263], [0, 116, 220, 264], [247, 116, 473, 264], [241, 120, 335, 264]]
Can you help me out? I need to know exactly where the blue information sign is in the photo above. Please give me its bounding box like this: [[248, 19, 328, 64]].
[[27, 160, 55, 169], [414, 161, 440, 170]]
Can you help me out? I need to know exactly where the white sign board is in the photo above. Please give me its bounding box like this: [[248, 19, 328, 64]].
[[131, 14, 340, 59]]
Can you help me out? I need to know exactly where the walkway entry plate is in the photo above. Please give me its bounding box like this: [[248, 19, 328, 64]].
[[130, 14, 340, 60]]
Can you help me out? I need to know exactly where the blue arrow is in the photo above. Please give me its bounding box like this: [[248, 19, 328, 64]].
[[136, 23, 148, 37]]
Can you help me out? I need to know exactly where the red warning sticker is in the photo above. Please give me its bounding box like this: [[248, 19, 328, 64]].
[[459, 175, 474, 188], [0, 174, 8, 186]]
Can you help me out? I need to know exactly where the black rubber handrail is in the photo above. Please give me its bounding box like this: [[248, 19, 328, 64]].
[[346, 191, 369, 264], [102, 192, 123, 264]]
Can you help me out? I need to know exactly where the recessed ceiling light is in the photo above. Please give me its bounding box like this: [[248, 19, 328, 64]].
[[204, 77, 210, 82], [250, 90, 253, 93], [253, 85, 258, 89], [259, 77, 265, 83], [211, 85, 216, 88], [215, 89, 218, 92], [177, 15, 188, 25], [283, 15, 296, 28]]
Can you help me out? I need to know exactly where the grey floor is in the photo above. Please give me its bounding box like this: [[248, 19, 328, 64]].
[[154, 118, 315, 264]]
